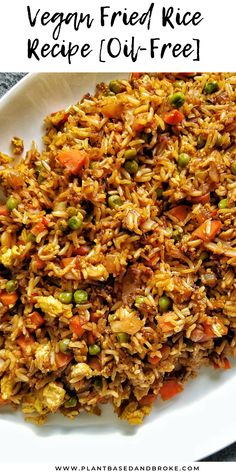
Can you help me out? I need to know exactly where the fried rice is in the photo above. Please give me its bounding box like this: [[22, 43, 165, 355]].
[[0, 72, 235, 425]]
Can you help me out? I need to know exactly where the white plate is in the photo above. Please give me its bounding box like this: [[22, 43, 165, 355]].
[[0, 73, 235, 463]]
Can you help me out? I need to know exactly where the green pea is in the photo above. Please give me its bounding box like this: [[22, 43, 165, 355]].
[[6, 280, 18, 292], [169, 92, 185, 108], [134, 296, 147, 308], [108, 195, 122, 209], [231, 161, 236, 175], [196, 135, 206, 149], [173, 80, 185, 89], [64, 397, 77, 408], [88, 344, 101, 356], [172, 229, 181, 242], [124, 149, 137, 159], [74, 289, 88, 304], [204, 81, 219, 94], [218, 198, 228, 209], [109, 80, 124, 94], [158, 295, 172, 313], [116, 332, 129, 343], [156, 188, 164, 199], [6, 196, 19, 211], [59, 338, 70, 354], [124, 160, 139, 174], [178, 153, 190, 169], [68, 214, 83, 230], [59, 292, 73, 304]]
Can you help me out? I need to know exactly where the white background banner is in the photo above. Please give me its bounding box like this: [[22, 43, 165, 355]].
[[1, 463, 236, 472], [0, 0, 234, 71]]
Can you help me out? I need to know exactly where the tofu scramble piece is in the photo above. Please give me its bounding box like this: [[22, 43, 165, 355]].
[[0, 72, 236, 425]]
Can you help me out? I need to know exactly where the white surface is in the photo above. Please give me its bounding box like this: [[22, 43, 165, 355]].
[[0, 73, 236, 463], [0, 0, 235, 72]]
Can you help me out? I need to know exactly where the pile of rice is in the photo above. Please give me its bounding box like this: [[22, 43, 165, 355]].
[[0, 72, 235, 425]]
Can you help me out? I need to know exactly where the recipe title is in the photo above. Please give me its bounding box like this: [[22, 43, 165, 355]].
[[26, 3, 204, 64]]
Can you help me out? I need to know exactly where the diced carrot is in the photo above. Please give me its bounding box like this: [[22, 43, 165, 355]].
[[32, 255, 45, 270], [5, 171, 24, 188], [61, 257, 79, 268], [176, 73, 195, 79], [148, 355, 161, 365], [69, 315, 85, 337], [132, 121, 146, 132], [164, 110, 184, 125], [193, 219, 222, 242], [28, 311, 44, 329], [55, 352, 73, 368], [214, 357, 231, 370], [190, 193, 210, 205], [87, 332, 96, 345], [223, 358, 231, 369], [74, 245, 90, 256], [29, 292, 40, 302], [202, 323, 215, 339], [0, 291, 18, 306], [41, 217, 49, 227], [168, 205, 190, 221], [159, 379, 183, 401], [101, 102, 123, 119], [191, 319, 226, 343], [31, 221, 47, 236], [88, 357, 101, 370], [131, 73, 142, 79], [17, 335, 35, 353], [147, 347, 171, 364], [0, 205, 9, 216], [139, 393, 158, 406], [190, 327, 211, 343], [211, 209, 218, 217], [90, 312, 102, 322], [205, 317, 227, 337], [159, 321, 174, 333], [160, 345, 171, 359], [158, 313, 178, 334], [57, 149, 88, 175]]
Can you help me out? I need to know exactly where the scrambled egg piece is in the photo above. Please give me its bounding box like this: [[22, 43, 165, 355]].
[[1, 375, 15, 400], [35, 343, 52, 373], [0, 245, 24, 268], [22, 393, 45, 415], [69, 363, 93, 383], [119, 402, 151, 425], [110, 307, 143, 335], [36, 296, 72, 319], [42, 382, 65, 412], [82, 263, 109, 281], [11, 136, 24, 155]]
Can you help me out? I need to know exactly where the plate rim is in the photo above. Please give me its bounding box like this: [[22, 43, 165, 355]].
[[0, 71, 235, 462]]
